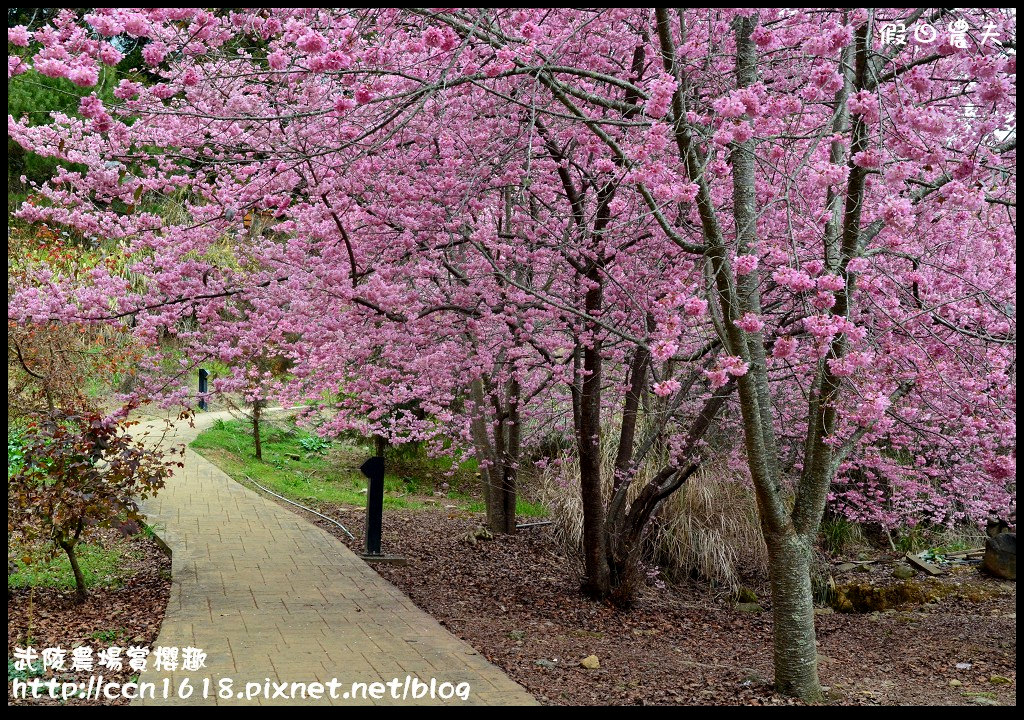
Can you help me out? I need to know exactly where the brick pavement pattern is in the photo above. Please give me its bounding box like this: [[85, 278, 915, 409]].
[[134, 411, 536, 706]]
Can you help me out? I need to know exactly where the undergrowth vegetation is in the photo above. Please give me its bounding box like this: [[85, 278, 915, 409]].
[[190, 417, 548, 517]]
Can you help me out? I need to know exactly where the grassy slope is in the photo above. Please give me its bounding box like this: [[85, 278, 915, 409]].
[[190, 418, 547, 517]]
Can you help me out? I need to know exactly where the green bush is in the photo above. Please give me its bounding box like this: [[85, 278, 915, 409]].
[[299, 435, 332, 454]]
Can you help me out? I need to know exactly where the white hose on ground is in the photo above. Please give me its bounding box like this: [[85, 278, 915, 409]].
[[244, 474, 355, 540]]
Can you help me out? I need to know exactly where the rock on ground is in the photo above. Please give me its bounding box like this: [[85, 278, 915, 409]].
[[983, 533, 1016, 581]]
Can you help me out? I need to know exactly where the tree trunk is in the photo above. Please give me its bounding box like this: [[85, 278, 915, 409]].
[[579, 275, 610, 598], [59, 539, 87, 604], [766, 531, 821, 701], [470, 378, 516, 534], [497, 378, 521, 534], [492, 466, 517, 533], [252, 402, 263, 461]]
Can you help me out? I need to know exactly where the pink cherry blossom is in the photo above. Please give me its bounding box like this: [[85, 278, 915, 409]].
[[735, 313, 764, 333], [772, 336, 797, 360], [734, 253, 759, 276], [9, 25, 31, 47], [653, 379, 681, 397]]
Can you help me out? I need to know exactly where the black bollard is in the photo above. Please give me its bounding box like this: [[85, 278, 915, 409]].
[[198, 368, 209, 410], [359, 456, 385, 556]]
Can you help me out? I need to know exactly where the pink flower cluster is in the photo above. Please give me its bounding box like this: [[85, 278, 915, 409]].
[[733, 253, 759, 276], [735, 312, 764, 333], [653, 379, 681, 397], [847, 90, 879, 123], [645, 73, 677, 119], [772, 336, 797, 360], [772, 267, 816, 292], [705, 355, 750, 390]]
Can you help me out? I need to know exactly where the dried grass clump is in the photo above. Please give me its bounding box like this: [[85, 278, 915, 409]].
[[538, 423, 766, 593], [653, 460, 766, 592]]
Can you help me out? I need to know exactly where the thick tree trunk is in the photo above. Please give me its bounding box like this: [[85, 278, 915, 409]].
[[497, 378, 521, 534], [492, 466, 517, 534], [579, 277, 610, 598], [766, 531, 821, 701], [59, 539, 87, 604], [470, 378, 516, 534]]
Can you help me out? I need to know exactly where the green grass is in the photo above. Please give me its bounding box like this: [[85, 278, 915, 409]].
[[893, 526, 930, 553], [9, 657, 46, 682], [90, 628, 130, 643], [191, 418, 548, 518], [83, 374, 110, 400], [191, 419, 428, 509], [819, 517, 863, 556], [8, 541, 140, 592], [928, 538, 975, 555]]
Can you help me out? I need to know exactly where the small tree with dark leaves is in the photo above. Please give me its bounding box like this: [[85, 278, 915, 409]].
[[8, 410, 184, 603]]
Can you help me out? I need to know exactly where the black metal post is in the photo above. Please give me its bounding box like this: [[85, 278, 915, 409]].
[[198, 368, 209, 410], [360, 456, 385, 556]]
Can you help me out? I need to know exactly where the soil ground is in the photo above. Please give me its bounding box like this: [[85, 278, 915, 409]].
[[288, 498, 1015, 706], [8, 531, 172, 706], [11, 471, 1011, 706]]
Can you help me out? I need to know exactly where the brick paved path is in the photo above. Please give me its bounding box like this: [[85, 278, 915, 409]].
[[134, 411, 535, 706]]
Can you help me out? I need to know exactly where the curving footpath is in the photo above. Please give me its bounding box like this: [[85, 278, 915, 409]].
[[133, 410, 536, 706]]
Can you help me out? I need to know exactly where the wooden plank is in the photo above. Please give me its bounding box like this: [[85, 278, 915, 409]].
[[905, 552, 944, 576], [943, 548, 985, 557]]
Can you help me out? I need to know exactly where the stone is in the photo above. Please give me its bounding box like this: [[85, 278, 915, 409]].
[[535, 658, 557, 669], [735, 602, 764, 613], [989, 675, 1012, 685], [982, 533, 1016, 580], [892, 564, 917, 580], [949, 679, 962, 688], [814, 607, 834, 615], [971, 696, 1001, 706], [736, 586, 758, 603], [462, 526, 495, 546], [580, 655, 600, 669]]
